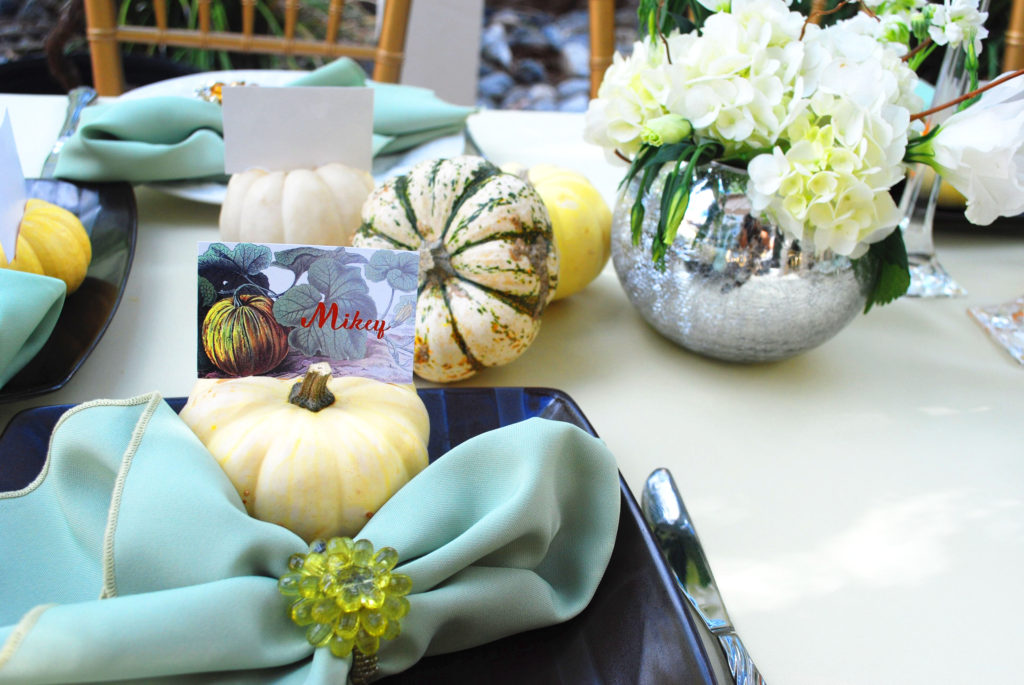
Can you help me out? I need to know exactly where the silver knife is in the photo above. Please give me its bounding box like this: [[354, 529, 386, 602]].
[[39, 86, 97, 178], [642, 468, 767, 685]]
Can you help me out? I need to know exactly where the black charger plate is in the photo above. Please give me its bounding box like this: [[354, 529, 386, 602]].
[[0, 179, 137, 403], [0, 387, 722, 685]]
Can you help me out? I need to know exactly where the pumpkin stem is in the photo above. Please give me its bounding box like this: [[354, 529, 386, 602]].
[[288, 362, 336, 412], [232, 282, 267, 307]]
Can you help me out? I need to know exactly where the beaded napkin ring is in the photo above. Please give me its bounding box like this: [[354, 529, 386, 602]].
[[278, 537, 412, 683]]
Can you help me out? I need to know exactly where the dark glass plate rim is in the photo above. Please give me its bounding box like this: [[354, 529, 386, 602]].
[[0, 179, 138, 404]]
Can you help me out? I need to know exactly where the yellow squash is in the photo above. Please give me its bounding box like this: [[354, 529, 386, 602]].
[[0, 198, 91, 293], [179, 363, 430, 541], [504, 163, 611, 300]]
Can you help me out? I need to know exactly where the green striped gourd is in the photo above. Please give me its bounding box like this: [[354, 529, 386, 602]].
[[353, 156, 558, 383]]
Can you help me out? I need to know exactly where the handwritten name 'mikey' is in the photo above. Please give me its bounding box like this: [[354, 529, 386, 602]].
[[300, 303, 390, 339]]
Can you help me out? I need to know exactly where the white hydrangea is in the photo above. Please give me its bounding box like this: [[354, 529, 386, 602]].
[[583, 0, 932, 258], [929, 0, 989, 55], [746, 19, 919, 257], [583, 36, 680, 162], [662, 0, 809, 155], [747, 104, 905, 257]]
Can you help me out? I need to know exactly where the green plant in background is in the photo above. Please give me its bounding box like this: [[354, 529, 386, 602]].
[[115, 0, 375, 71]]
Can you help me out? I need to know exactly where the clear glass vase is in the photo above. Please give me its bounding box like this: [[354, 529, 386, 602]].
[[898, 3, 988, 298]]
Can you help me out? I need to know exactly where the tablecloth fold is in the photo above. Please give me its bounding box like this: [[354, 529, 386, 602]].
[[0, 393, 619, 683]]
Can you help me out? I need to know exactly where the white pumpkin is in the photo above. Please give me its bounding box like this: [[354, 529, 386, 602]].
[[352, 156, 558, 383], [219, 163, 373, 246], [179, 364, 430, 542]]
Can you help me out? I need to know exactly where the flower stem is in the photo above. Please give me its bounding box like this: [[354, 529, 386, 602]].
[[909, 68, 1024, 122], [800, 0, 850, 40], [903, 38, 933, 66]]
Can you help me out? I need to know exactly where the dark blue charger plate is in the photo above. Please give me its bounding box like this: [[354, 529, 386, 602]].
[[0, 387, 722, 685]]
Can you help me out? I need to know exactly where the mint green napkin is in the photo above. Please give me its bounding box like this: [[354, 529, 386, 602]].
[[53, 58, 475, 184], [0, 394, 619, 683], [0, 270, 66, 391]]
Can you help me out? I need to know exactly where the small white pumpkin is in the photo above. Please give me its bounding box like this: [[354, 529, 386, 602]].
[[352, 155, 558, 383], [179, 363, 430, 541], [219, 163, 374, 246]]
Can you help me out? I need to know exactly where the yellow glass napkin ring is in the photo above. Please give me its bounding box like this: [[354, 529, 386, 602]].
[[278, 537, 412, 680]]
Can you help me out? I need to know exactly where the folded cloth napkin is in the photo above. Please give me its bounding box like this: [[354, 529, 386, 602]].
[[0, 393, 620, 683], [53, 58, 475, 184], [0, 270, 66, 391]]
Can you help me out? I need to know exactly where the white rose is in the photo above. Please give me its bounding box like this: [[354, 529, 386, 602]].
[[928, 75, 1024, 225]]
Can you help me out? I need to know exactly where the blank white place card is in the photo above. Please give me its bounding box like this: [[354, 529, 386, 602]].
[[222, 86, 374, 174]]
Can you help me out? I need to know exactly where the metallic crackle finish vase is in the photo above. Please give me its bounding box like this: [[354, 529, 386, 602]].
[[611, 162, 872, 363]]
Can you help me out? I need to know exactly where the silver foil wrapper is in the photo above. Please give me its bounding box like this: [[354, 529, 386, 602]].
[[611, 163, 870, 363]]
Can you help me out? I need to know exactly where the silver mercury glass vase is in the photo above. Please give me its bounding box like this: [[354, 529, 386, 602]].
[[611, 162, 873, 363]]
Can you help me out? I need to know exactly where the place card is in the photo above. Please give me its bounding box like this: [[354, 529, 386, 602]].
[[197, 241, 417, 384], [221, 86, 374, 173], [0, 109, 26, 260]]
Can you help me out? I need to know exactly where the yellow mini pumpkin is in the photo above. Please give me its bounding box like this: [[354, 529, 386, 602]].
[[353, 155, 558, 383], [0, 198, 91, 294], [179, 363, 430, 541], [503, 163, 612, 300], [219, 162, 374, 246]]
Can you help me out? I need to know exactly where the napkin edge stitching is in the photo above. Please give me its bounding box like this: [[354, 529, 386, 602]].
[[0, 603, 57, 672], [99, 393, 164, 600], [0, 393, 160, 501]]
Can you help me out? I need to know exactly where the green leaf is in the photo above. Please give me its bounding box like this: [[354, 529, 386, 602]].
[[308, 257, 378, 321], [271, 256, 379, 361], [198, 276, 217, 308], [233, 243, 273, 275], [861, 229, 910, 313], [333, 247, 370, 266], [272, 247, 334, 280], [272, 284, 322, 328], [198, 242, 237, 273], [363, 250, 419, 291], [287, 322, 367, 361], [199, 242, 272, 276]]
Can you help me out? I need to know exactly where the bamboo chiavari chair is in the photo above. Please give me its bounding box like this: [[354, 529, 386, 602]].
[[589, 0, 615, 99], [82, 0, 413, 96], [1005, 0, 1024, 72]]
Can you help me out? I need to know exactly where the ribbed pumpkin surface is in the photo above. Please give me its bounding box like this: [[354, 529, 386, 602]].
[[180, 373, 430, 541], [202, 292, 289, 377], [353, 156, 558, 383]]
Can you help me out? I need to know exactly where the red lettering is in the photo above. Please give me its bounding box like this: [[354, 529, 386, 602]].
[[300, 302, 339, 328], [301, 304, 390, 339]]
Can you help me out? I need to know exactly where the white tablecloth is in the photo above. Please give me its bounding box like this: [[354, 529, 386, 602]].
[[2, 94, 1023, 685]]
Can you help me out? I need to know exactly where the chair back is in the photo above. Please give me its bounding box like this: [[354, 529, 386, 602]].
[[82, 0, 412, 96], [1005, 0, 1024, 72], [589, 0, 614, 99]]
